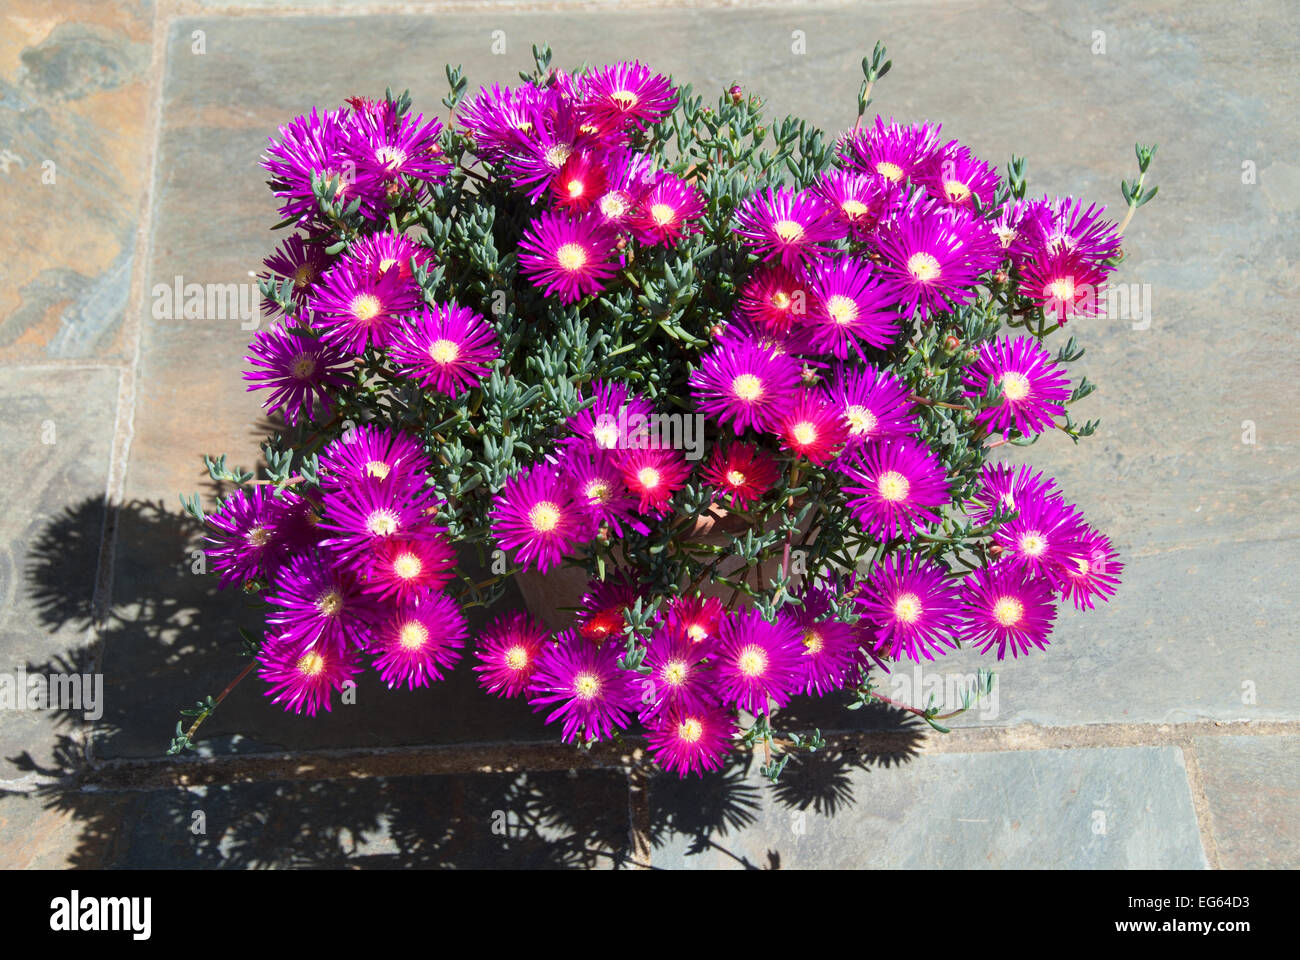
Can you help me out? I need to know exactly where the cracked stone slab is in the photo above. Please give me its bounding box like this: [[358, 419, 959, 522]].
[[649, 744, 1208, 869]]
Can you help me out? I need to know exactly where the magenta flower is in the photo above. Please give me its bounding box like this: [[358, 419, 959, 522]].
[[640, 629, 717, 721], [827, 365, 919, 448], [875, 198, 997, 321], [346, 102, 451, 199], [918, 141, 1000, 207], [1052, 527, 1123, 611], [205, 486, 303, 587], [257, 632, 362, 717], [736, 266, 807, 338], [700, 441, 781, 508], [810, 169, 901, 240], [690, 336, 802, 434], [967, 462, 1061, 526], [628, 173, 705, 247], [661, 596, 726, 646], [318, 475, 439, 568], [371, 593, 467, 690], [712, 607, 803, 715], [264, 550, 376, 654], [260, 232, 334, 316], [261, 108, 356, 225], [564, 379, 655, 452], [581, 61, 678, 133], [1021, 195, 1121, 265], [991, 495, 1089, 578], [591, 147, 657, 227], [963, 336, 1071, 437], [360, 533, 457, 602], [575, 573, 642, 643], [645, 703, 737, 778], [244, 325, 351, 427], [518, 212, 619, 303], [474, 610, 551, 698], [960, 561, 1058, 659], [805, 256, 900, 357], [550, 149, 608, 213], [458, 82, 551, 163], [317, 424, 431, 492], [784, 603, 860, 696], [349, 230, 435, 285], [614, 442, 692, 516], [733, 186, 840, 270], [388, 303, 499, 396], [309, 256, 420, 353], [839, 116, 943, 185], [839, 438, 950, 540], [527, 631, 640, 743], [858, 552, 963, 662], [565, 448, 639, 538], [777, 390, 849, 466], [491, 461, 587, 572], [1018, 248, 1108, 323]]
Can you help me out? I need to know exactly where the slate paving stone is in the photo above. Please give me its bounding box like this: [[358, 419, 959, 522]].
[[0, 367, 118, 782], [649, 745, 1209, 869], [0, 0, 154, 362], [1194, 735, 1299, 869], [0, 767, 633, 868]]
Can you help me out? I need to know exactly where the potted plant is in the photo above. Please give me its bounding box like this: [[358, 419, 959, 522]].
[[175, 41, 1156, 779]]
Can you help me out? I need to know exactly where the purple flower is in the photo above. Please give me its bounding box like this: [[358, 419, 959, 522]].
[[474, 611, 551, 698], [712, 608, 803, 715], [490, 461, 587, 573], [518, 212, 619, 303], [260, 108, 356, 225], [205, 486, 304, 587], [640, 629, 717, 721], [858, 552, 963, 662], [917, 141, 1000, 208], [804, 256, 900, 357], [733, 186, 840, 270], [580, 60, 678, 133], [966, 462, 1061, 526], [991, 495, 1089, 578], [838, 116, 943, 185], [527, 631, 640, 743], [962, 336, 1071, 437], [1052, 527, 1123, 611], [645, 703, 737, 778], [243, 325, 351, 426], [317, 474, 439, 568], [257, 631, 363, 716], [875, 197, 998, 321], [827, 365, 919, 448], [839, 438, 950, 540], [388, 303, 499, 396], [960, 561, 1058, 659], [260, 232, 334, 316], [317, 424, 431, 492], [810, 169, 901, 240], [371, 593, 467, 689], [309, 256, 420, 354], [265, 549, 376, 654], [690, 336, 802, 434]]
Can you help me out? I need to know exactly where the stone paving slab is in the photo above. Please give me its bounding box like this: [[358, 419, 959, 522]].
[[1, 767, 633, 868], [1194, 735, 1299, 869], [0, 367, 118, 782], [649, 745, 1208, 868], [0, 0, 154, 363]]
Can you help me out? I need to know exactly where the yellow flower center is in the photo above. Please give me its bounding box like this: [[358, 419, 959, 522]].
[[841, 198, 869, 218], [650, 203, 676, 226], [1000, 372, 1031, 402], [316, 590, 344, 617], [678, 717, 704, 743], [392, 551, 423, 579], [567, 178, 586, 198], [505, 645, 530, 670], [876, 160, 904, 182], [610, 89, 639, 108], [907, 252, 942, 282], [725, 469, 747, 487], [584, 480, 611, 504], [1019, 533, 1047, 557], [637, 467, 662, 489], [994, 226, 1018, 248], [599, 192, 629, 218], [731, 373, 764, 402], [993, 597, 1025, 627], [773, 219, 804, 242], [573, 672, 601, 699], [297, 651, 326, 676], [399, 620, 429, 649], [803, 629, 824, 654], [663, 660, 688, 686], [791, 421, 818, 446], [1074, 557, 1090, 575], [350, 293, 383, 322], [429, 338, 459, 364], [556, 242, 587, 271], [245, 526, 271, 547], [544, 143, 573, 168], [592, 422, 619, 448], [374, 145, 408, 167], [366, 509, 400, 536], [528, 501, 561, 533], [877, 470, 910, 502], [290, 354, 316, 379], [377, 257, 398, 273], [292, 263, 316, 287], [365, 460, 391, 479], [687, 624, 708, 642], [893, 592, 922, 623], [845, 404, 878, 435], [737, 644, 768, 677], [771, 290, 792, 310], [826, 294, 859, 324], [943, 179, 972, 203], [1048, 277, 1076, 300]]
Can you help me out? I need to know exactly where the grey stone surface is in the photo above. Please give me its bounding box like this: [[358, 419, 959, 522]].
[[650, 745, 1208, 868], [1, 767, 632, 868], [1195, 735, 1299, 869], [0, 367, 117, 781]]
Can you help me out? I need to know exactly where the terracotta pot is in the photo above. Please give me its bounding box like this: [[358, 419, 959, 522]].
[[514, 502, 815, 630]]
